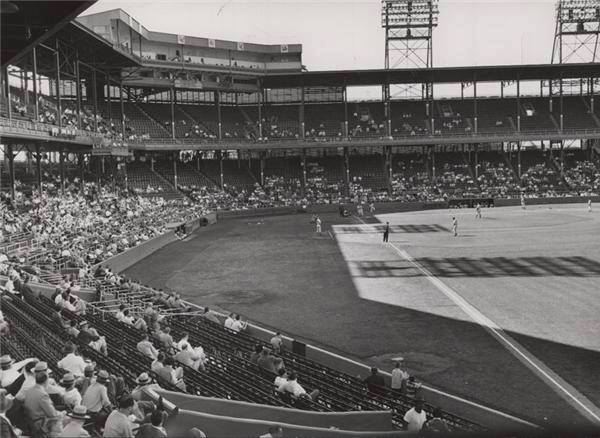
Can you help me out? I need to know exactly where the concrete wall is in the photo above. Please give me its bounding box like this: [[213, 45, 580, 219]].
[[165, 409, 407, 438], [94, 215, 215, 273], [153, 390, 393, 431]]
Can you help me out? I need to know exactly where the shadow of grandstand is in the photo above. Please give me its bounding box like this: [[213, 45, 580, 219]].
[[352, 255, 600, 278], [337, 224, 450, 234]]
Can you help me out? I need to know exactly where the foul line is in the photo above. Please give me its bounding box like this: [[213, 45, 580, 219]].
[[387, 241, 600, 425], [352, 214, 600, 425]]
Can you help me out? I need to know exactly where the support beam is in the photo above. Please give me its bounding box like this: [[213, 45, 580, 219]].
[[385, 146, 392, 195], [170, 87, 176, 140], [75, 51, 82, 129], [260, 152, 265, 186], [516, 77, 521, 132], [79, 154, 85, 193], [121, 82, 126, 139], [106, 72, 111, 123], [7, 144, 15, 200], [32, 47, 39, 121], [301, 148, 307, 197], [343, 146, 350, 197], [343, 86, 349, 138], [517, 142, 522, 179], [35, 145, 42, 195], [3, 67, 11, 121], [258, 90, 263, 138], [299, 86, 305, 140], [59, 148, 65, 195], [173, 151, 178, 189], [216, 92, 222, 140], [218, 150, 224, 189], [92, 68, 99, 132], [473, 81, 478, 134], [55, 41, 62, 130]]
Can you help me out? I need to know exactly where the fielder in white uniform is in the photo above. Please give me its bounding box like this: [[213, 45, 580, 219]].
[[452, 217, 458, 237], [315, 216, 322, 234], [589, 199, 592, 213]]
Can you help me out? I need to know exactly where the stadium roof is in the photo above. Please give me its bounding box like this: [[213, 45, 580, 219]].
[[1, 0, 96, 67], [261, 63, 600, 88]]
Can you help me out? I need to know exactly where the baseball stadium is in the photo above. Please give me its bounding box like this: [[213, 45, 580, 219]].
[[0, 0, 599, 436]]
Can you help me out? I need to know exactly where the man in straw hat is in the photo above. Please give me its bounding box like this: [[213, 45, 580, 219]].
[[1, 354, 36, 388], [60, 374, 82, 410], [60, 404, 90, 438], [81, 370, 111, 430]]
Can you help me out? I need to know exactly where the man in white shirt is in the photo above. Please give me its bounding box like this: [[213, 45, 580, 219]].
[[57, 344, 88, 378], [403, 398, 427, 432], [224, 313, 235, 330], [230, 315, 247, 333], [137, 335, 158, 360], [278, 372, 319, 401], [60, 373, 82, 409], [270, 333, 283, 353], [391, 360, 409, 391], [0, 355, 34, 388]]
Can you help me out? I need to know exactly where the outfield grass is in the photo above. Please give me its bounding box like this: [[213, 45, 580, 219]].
[[124, 206, 600, 428]]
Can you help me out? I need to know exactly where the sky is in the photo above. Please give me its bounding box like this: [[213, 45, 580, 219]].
[[81, 0, 559, 99]]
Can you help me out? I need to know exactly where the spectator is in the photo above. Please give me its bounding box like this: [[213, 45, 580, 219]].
[[174, 343, 204, 372], [23, 372, 64, 437], [249, 345, 263, 365], [391, 360, 409, 392], [202, 307, 220, 324], [156, 357, 186, 391], [278, 371, 319, 402], [60, 404, 90, 438], [1, 355, 33, 389], [257, 348, 278, 375], [270, 332, 283, 353], [224, 313, 235, 330], [403, 397, 427, 432], [81, 370, 112, 424], [14, 360, 39, 400], [151, 353, 166, 374], [60, 373, 82, 410], [137, 334, 159, 360], [103, 394, 135, 438], [134, 409, 167, 438], [259, 425, 284, 438], [57, 344, 88, 378], [273, 368, 287, 392], [230, 314, 247, 333], [422, 407, 451, 434], [131, 373, 162, 401], [363, 367, 385, 396], [0, 388, 22, 437]]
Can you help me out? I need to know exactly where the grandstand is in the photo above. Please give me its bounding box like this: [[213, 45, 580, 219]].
[[1, 0, 600, 436]]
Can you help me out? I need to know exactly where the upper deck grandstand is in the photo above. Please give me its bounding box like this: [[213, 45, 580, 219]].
[[1, 0, 600, 436]]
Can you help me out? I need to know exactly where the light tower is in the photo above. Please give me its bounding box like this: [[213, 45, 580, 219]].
[[552, 0, 600, 65], [381, 0, 439, 98]]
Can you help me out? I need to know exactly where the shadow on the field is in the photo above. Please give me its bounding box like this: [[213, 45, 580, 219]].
[[336, 224, 450, 234], [352, 255, 600, 277]]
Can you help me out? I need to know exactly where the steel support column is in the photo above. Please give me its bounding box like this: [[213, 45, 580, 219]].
[[32, 47, 39, 121], [55, 42, 62, 130], [3, 67, 11, 121], [299, 86, 305, 140], [170, 87, 176, 140], [516, 78, 521, 132], [75, 50, 82, 129], [218, 150, 224, 189], [92, 68, 99, 132], [7, 145, 15, 200], [473, 81, 478, 134], [35, 145, 42, 195], [120, 82, 126, 138], [301, 148, 307, 197], [343, 146, 350, 197], [258, 90, 263, 138], [173, 151, 178, 189], [216, 92, 222, 140], [59, 147, 65, 195], [343, 86, 349, 138]]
